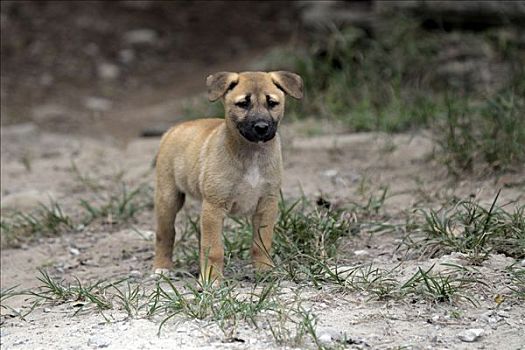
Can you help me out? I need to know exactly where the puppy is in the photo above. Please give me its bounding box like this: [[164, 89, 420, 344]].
[[153, 71, 303, 283]]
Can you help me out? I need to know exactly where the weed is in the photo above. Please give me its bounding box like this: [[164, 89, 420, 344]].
[[435, 90, 525, 175], [344, 264, 399, 299], [0, 202, 73, 247], [506, 264, 525, 299], [31, 269, 113, 313], [80, 182, 153, 226], [274, 196, 350, 262], [151, 276, 279, 338], [401, 191, 525, 263], [110, 280, 148, 317], [400, 264, 484, 305]]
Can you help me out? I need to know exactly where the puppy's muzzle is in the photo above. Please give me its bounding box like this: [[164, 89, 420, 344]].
[[238, 118, 277, 143]]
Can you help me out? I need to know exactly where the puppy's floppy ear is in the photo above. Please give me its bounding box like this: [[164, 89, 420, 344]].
[[269, 71, 303, 99], [206, 72, 239, 102]]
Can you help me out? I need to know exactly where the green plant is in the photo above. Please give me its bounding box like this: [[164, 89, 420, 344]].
[[400, 264, 484, 305], [80, 182, 153, 225], [151, 276, 280, 338], [0, 202, 73, 247], [31, 269, 113, 314], [506, 264, 525, 299], [435, 90, 525, 174], [402, 191, 525, 263]]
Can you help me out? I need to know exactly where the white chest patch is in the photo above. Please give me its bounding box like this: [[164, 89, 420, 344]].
[[244, 163, 261, 188], [230, 162, 266, 216]]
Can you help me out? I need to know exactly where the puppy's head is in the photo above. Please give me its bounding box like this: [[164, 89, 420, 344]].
[[206, 71, 303, 143]]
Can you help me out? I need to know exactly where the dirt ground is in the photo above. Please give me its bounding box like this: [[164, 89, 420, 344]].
[[1, 122, 524, 349], [1, 1, 525, 349]]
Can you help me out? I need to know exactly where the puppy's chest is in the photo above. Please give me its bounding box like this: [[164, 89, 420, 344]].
[[229, 163, 270, 216]]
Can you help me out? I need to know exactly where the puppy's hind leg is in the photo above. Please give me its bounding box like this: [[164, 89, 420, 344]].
[[153, 180, 185, 275]]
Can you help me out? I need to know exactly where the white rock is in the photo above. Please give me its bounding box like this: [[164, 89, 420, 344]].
[[318, 332, 333, 344], [458, 328, 484, 342], [123, 29, 157, 45], [88, 335, 111, 348], [317, 328, 341, 344], [129, 270, 141, 278], [84, 97, 112, 112], [69, 248, 80, 256], [322, 169, 338, 178], [354, 250, 369, 256], [520, 259, 525, 267], [97, 62, 120, 80]]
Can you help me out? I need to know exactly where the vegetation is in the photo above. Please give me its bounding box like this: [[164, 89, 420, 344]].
[[257, 17, 525, 174]]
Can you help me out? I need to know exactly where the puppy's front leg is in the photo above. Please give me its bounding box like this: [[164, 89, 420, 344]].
[[200, 200, 226, 284], [252, 195, 279, 272]]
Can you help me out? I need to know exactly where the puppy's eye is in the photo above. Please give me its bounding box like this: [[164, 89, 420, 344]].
[[267, 100, 279, 108], [235, 100, 250, 109]]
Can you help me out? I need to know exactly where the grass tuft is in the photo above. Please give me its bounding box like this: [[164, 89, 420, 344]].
[[80, 182, 153, 226], [1, 202, 73, 247], [401, 191, 524, 263]]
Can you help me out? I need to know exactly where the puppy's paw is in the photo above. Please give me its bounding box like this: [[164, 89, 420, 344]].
[[154, 268, 171, 275], [253, 259, 275, 272], [150, 268, 172, 280]]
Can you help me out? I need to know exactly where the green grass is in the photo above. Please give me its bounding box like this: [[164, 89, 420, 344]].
[[0, 176, 153, 248], [435, 90, 525, 175], [0, 201, 73, 247], [259, 17, 447, 131], [506, 264, 525, 299], [256, 15, 525, 174], [79, 182, 153, 226], [400, 191, 525, 263], [400, 263, 484, 306], [31, 269, 113, 314]]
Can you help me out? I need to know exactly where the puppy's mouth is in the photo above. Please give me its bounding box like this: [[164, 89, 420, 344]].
[[236, 119, 278, 143]]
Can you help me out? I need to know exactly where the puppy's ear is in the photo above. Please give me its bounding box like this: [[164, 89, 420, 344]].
[[206, 72, 239, 102], [270, 71, 303, 99]]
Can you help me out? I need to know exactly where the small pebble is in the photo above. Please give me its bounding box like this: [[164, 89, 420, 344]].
[[69, 248, 80, 256], [322, 169, 338, 178], [318, 333, 333, 343], [317, 328, 341, 344], [129, 270, 141, 278], [88, 335, 112, 348], [458, 328, 484, 342], [354, 250, 369, 256]]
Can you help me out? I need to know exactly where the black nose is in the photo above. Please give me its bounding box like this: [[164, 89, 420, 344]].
[[253, 121, 269, 136]]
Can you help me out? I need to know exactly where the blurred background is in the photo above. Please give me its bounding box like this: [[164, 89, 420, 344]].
[[1, 0, 524, 170]]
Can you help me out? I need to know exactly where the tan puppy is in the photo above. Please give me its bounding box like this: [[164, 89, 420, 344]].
[[153, 71, 303, 283]]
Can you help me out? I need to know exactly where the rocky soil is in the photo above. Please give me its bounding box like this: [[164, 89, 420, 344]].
[[1, 122, 524, 349]]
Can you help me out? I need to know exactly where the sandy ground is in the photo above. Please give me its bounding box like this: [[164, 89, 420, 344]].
[[1, 121, 524, 349]]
